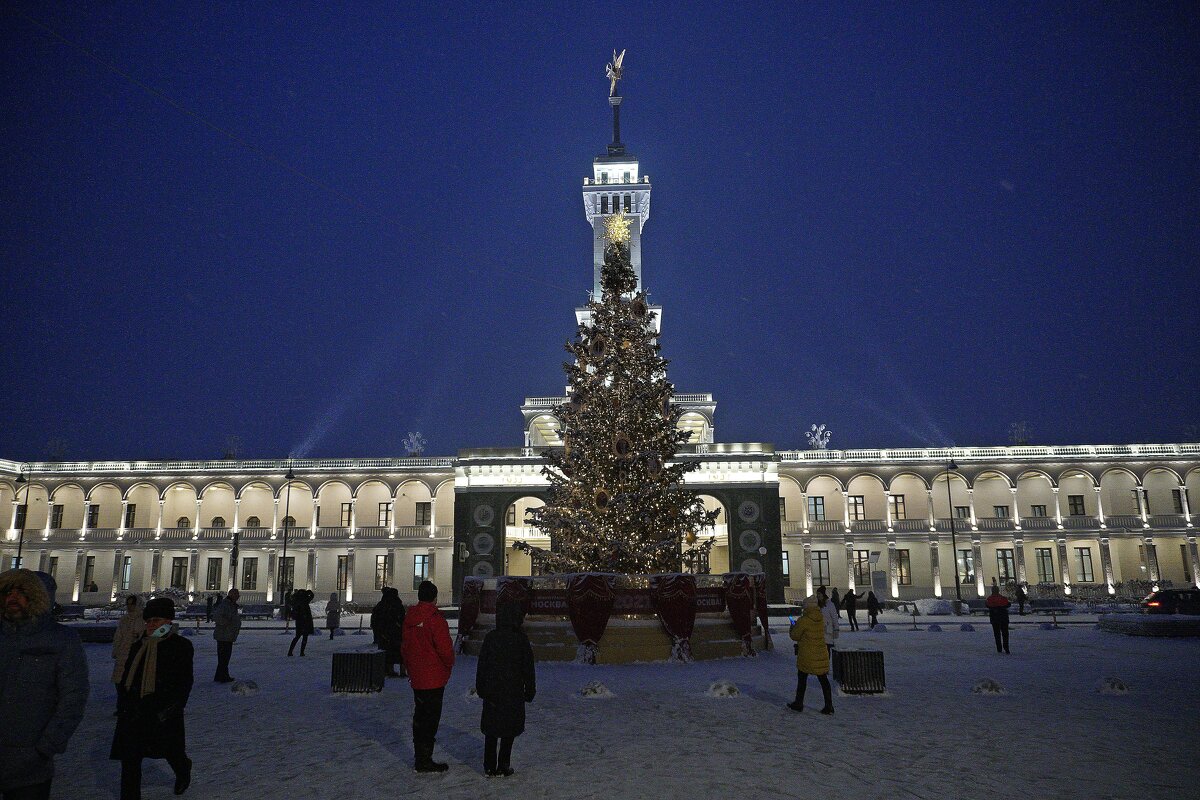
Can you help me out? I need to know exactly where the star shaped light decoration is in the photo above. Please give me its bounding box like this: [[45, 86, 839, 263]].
[[604, 210, 631, 243]]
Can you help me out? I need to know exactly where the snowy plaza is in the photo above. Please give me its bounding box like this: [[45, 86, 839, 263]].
[[54, 615, 1200, 800]]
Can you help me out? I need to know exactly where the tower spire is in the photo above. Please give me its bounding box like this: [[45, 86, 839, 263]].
[[606, 49, 626, 155]]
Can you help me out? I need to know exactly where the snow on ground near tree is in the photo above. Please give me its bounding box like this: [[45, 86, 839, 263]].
[[56, 616, 1199, 799]]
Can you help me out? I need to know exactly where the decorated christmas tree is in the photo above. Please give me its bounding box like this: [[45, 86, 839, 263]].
[[524, 212, 718, 574]]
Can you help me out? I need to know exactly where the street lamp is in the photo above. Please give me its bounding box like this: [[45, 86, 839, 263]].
[[944, 459, 964, 607], [279, 463, 295, 629]]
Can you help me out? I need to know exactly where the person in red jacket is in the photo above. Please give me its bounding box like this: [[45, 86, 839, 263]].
[[401, 580, 455, 773], [985, 587, 1012, 654]]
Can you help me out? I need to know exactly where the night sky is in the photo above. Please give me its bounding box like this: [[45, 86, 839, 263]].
[[2, 3, 1197, 462]]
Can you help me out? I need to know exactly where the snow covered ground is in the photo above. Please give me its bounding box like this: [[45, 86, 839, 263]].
[[54, 613, 1200, 799]]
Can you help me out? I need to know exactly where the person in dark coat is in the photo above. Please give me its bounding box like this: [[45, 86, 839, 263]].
[[110, 596, 194, 799], [474, 602, 536, 777], [830, 587, 842, 619], [0, 569, 89, 800], [866, 591, 882, 629], [204, 595, 213, 623], [370, 587, 406, 677], [1015, 583, 1028, 616], [288, 590, 315, 657], [843, 590, 865, 631], [986, 587, 1012, 654], [211, 588, 241, 683]]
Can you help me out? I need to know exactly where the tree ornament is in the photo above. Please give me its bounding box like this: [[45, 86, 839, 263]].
[[631, 297, 648, 320], [645, 454, 663, 479], [621, 339, 631, 349], [590, 335, 608, 359], [686, 530, 697, 544], [613, 433, 632, 459], [594, 488, 611, 511]]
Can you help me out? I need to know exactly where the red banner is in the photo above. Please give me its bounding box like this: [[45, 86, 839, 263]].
[[495, 575, 532, 617], [651, 573, 697, 662], [723, 572, 756, 656], [567, 573, 616, 663]]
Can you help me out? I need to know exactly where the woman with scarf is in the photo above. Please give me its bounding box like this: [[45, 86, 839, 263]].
[[110, 597, 194, 799]]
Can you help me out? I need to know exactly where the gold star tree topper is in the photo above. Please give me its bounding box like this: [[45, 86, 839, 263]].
[[604, 210, 631, 243]]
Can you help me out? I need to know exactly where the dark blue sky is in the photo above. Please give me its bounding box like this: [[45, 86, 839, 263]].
[[2, 2, 1197, 461]]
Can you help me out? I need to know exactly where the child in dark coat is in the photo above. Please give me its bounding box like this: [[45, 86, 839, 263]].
[[866, 591, 882, 629], [474, 602, 536, 777]]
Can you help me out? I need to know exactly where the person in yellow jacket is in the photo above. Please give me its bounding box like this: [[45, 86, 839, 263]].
[[788, 597, 834, 714]]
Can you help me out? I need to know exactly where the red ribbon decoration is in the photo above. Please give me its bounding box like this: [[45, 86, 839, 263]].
[[566, 573, 616, 664], [651, 573, 697, 662], [495, 575, 532, 617], [723, 572, 756, 656]]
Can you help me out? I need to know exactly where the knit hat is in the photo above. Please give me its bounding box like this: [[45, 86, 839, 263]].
[[417, 581, 438, 602], [143, 597, 176, 620], [803, 596, 819, 609]]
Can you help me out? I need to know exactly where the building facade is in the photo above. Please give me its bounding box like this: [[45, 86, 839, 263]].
[[4, 89, 1198, 606]]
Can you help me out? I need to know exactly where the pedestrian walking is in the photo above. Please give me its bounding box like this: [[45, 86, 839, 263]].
[[866, 591, 882, 629], [204, 595, 213, 623], [288, 589, 314, 657], [475, 602, 536, 777], [401, 581, 455, 773], [844, 589, 864, 631], [212, 588, 241, 682], [110, 596, 194, 799], [112, 595, 145, 684], [986, 586, 1011, 654], [326, 592, 341, 640], [830, 587, 842, 619], [787, 597, 834, 714], [0, 569, 89, 800], [815, 585, 840, 660], [1015, 583, 1028, 616], [370, 587, 406, 677]]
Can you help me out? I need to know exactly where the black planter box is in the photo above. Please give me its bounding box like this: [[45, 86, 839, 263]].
[[832, 649, 886, 694], [331, 650, 386, 693]]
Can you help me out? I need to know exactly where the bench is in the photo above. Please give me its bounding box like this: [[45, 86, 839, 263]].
[[964, 598, 990, 615], [178, 604, 207, 619], [1029, 599, 1071, 615], [241, 603, 275, 619], [56, 604, 85, 620]]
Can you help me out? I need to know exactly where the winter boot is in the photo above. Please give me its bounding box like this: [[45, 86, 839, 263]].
[[414, 743, 448, 773], [173, 757, 192, 795]]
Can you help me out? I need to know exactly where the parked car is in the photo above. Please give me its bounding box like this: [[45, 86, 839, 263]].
[[1141, 589, 1200, 615]]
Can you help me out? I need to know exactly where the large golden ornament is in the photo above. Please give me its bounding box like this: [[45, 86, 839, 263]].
[[604, 210, 631, 243]]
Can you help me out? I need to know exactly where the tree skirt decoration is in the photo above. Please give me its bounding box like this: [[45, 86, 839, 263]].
[[723, 572, 757, 656], [567, 573, 616, 664], [650, 573, 697, 662], [495, 576, 532, 618], [751, 572, 772, 651], [455, 577, 484, 653]]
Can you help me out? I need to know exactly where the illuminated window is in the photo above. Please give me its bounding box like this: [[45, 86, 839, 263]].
[[1068, 495, 1085, 516], [340, 503, 352, 528], [1035, 548, 1054, 583], [241, 558, 258, 591], [277, 557, 295, 593], [848, 496, 866, 522], [413, 554, 430, 590], [996, 549, 1015, 582], [119, 556, 132, 590], [807, 496, 825, 522], [205, 558, 222, 591], [337, 556, 349, 590], [957, 550, 974, 583], [897, 549, 911, 585], [50, 504, 64, 529], [889, 494, 906, 520], [378, 502, 393, 528], [812, 551, 830, 586], [124, 504, 137, 528], [781, 551, 790, 586], [415, 502, 432, 527], [853, 549, 870, 583], [1074, 547, 1094, 582], [170, 557, 187, 589], [993, 506, 1009, 518], [375, 555, 389, 590], [1030, 505, 1047, 518]]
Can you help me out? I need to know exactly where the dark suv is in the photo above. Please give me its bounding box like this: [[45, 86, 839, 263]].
[[1141, 589, 1200, 615]]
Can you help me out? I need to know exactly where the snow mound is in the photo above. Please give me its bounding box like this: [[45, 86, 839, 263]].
[[972, 678, 1005, 695], [330, 628, 345, 637], [915, 599, 954, 616], [960, 623, 975, 632], [231, 680, 259, 696], [465, 686, 479, 699], [1096, 676, 1129, 695], [872, 624, 888, 632], [706, 680, 740, 698], [180, 628, 195, 637], [578, 681, 614, 699], [1039, 622, 1058, 630], [927, 624, 942, 632]]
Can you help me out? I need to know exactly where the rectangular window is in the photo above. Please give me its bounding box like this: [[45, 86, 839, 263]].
[[1074, 547, 1094, 582], [812, 550, 830, 587], [340, 503, 353, 528], [413, 554, 430, 591], [506, 505, 517, 526], [170, 557, 188, 589], [1131, 489, 1147, 515], [957, 549, 974, 584], [889, 494, 906, 520], [83, 555, 96, 590], [278, 557, 295, 593], [378, 502, 393, 528], [375, 554, 389, 590], [780, 551, 790, 586], [778, 497, 786, 522], [807, 496, 826, 522], [954, 506, 970, 520], [205, 557, 222, 591], [1068, 495, 1085, 516], [315, 506, 321, 527], [600, 195, 609, 213], [853, 549, 870, 584], [415, 502, 432, 527], [623, 194, 631, 212], [337, 555, 349, 590], [241, 557, 258, 591], [993, 505, 1010, 518], [897, 549, 911, 585], [1181, 544, 1190, 583], [1030, 505, 1047, 518], [1172, 488, 1187, 515], [14, 504, 27, 529], [996, 548, 1015, 582], [120, 556, 132, 591], [848, 496, 866, 522], [600, 172, 608, 184], [50, 504, 64, 529], [623, 171, 630, 183], [87, 504, 99, 528], [47, 556, 58, 578], [124, 503, 137, 529], [1035, 547, 1054, 583]]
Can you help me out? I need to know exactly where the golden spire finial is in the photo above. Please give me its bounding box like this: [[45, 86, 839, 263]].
[[604, 210, 631, 243]]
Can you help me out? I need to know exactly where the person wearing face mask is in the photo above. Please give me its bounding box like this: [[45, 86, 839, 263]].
[[110, 597, 194, 799], [0, 569, 89, 800]]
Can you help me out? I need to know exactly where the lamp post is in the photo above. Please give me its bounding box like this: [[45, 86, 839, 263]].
[[14, 466, 32, 568], [944, 459, 964, 608], [279, 463, 294, 629]]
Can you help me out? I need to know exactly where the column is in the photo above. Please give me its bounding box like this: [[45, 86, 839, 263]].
[[8, 500, 19, 535], [929, 536, 942, 597], [844, 539, 856, 591], [1180, 484, 1193, 527], [37, 551, 48, 572], [1013, 536, 1027, 584], [110, 548, 124, 600], [428, 496, 437, 538], [1142, 537, 1159, 583], [1098, 537, 1115, 594], [345, 548, 355, 602], [1094, 486, 1106, 528], [842, 493, 851, 533], [800, 492, 810, 533], [233, 499, 241, 532], [386, 547, 396, 588], [1187, 536, 1199, 588], [887, 539, 899, 598], [967, 488, 978, 530], [119, 499, 129, 538], [44, 498, 54, 536], [348, 498, 357, 539], [802, 538, 813, 596], [1057, 536, 1071, 594], [884, 491, 894, 532], [926, 490, 936, 531], [81, 501, 92, 537], [186, 549, 199, 597], [193, 499, 202, 537], [72, 550, 85, 602], [389, 499, 396, 537], [972, 538, 985, 596], [155, 500, 164, 539], [271, 498, 280, 539], [307, 549, 317, 590], [310, 499, 318, 538], [1053, 488, 1063, 528], [1010, 487, 1021, 530], [1139, 486, 1151, 528], [266, 549, 277, 602], [150, 550, 162, 593]]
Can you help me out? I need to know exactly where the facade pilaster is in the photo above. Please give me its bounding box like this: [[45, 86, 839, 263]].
[[193, 499, 202, 537], [1013, 536, 1026, 585], [345, 548, 355, 602], [155, 500, 164, 539], [1056, 536, 1071, 594], [44, 498, 54, 536], [187, 549, 199, 596], [1187, 536, 1200, 588], [266, 550, 277, 602], [81, 501, 91, 537], [1142, 537, 1159, 583], [1010, 487, 1021, 530], [884, 491, 894, 532], [110, 548, 124, 599], [1098, 537, 1115, 594], [386, 548, 396, 587], [1095, 485, 1106, 528], [1053, 488, 1063, 528], [1179, 483, 1192, 528], [844, 538, 855, 591], [307, 549, 317, 590], [72, 549, 85, 602], [887, 538, 899, 598], [150, 550, 162, 593], [926, 490, 936, 530], [929, 536, 942, 597], [971, 538, 984, 596], [802, 538, 813, 596], [119, 499, 128, 538]]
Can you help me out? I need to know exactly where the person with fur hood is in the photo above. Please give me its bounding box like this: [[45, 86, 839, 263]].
[[0, 568, 90, 800], [112, 594, 145, 684], [475, 602, 536, 777], [787, 596, 834, 714], [110, 596, 194, 798]]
